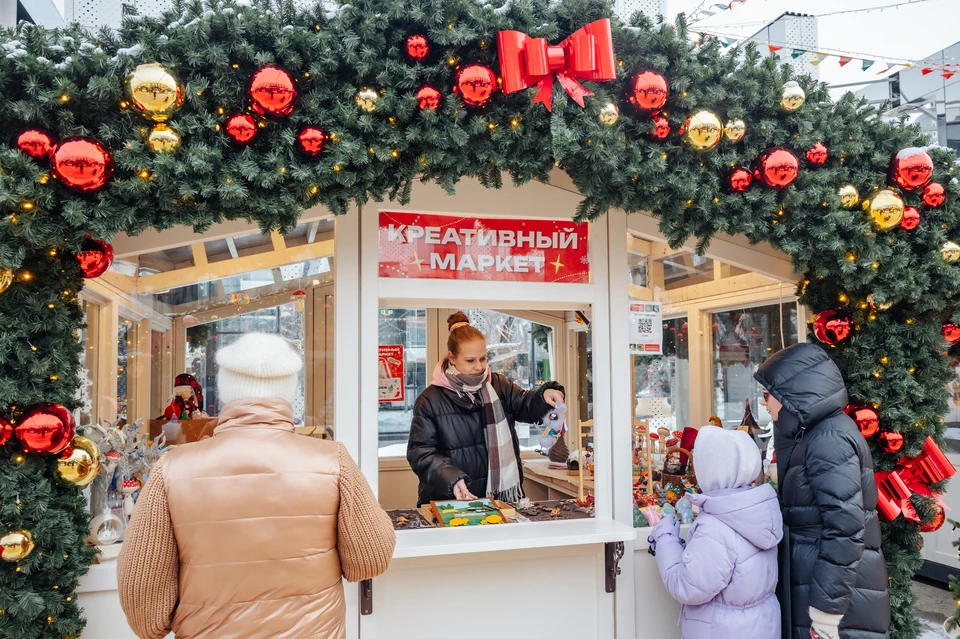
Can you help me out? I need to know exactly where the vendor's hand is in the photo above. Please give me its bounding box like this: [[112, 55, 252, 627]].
[[651, 513, 679, 542], [453, 479, 478, 501], [543, 389, 564, 407]]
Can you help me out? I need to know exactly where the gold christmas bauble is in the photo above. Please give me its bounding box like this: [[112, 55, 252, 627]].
[[57, 436, 103, 488], [723, 119, 745, 142], [781, 80, 805, 112], [598, 103, 619, 125], [866, 189, 904, 231], [355, 87, 379, 112], [125, 63, 183, 122], [0, 268, 13, 295], [1, 529, 34, 562], [681, 110, 722, 151], [147, 123, 181, 153], [867, 294, 893, 311], [943, 241, 960, 263], [838, 184, 860, 209]]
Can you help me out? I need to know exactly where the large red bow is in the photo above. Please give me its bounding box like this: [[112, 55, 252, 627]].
[[876, 436, 956, 523], [497, 18, 616, 111]]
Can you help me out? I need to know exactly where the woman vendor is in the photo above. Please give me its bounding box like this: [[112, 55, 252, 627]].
[[407, 312, 565, 506]]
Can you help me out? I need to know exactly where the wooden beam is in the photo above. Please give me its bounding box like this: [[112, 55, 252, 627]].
[[663, 272, 780, 304], [191, 243, 208, 267], [136, 239, 335, 294], [270, 231, 286, 252]]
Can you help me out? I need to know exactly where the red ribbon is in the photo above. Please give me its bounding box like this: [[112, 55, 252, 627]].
[[876, 436, 956, 523], [497, 18, 616, 111]]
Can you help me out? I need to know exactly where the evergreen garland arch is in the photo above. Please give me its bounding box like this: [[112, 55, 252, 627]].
[[0, 0, 956, 636]]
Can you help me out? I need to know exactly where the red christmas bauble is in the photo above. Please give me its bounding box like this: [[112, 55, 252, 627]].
[[51, 137, 114, 193], [453, 64, 497, 108], [900, 206, 921, 231], [945, 323, 960, 345], [416, 85, 443, 111], [296, 126, 326, 157], [923, 182, 946, 208], [647, 114, 671, 141], [405, 34, 430, 63], [727, 167, 753, 193], [15, 403, 75, 454], [813, 308, 854, 345], [805, 142, 828, 167], [17, 129, 56, 161], [754, 147, 799, 189], [844, 404, 880, 439], [878, 431, 904, 454], [890, 148, 934, 191], [248, 65, 298, 117], [0, 416, 11, 446], [225, 113, 258, 145], [77, 237, 114, 279], [623, 70, 668, 115], [921, 503, 946, 533]]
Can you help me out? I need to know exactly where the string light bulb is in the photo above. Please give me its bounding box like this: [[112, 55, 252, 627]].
[[138, 169, 151, 180], [60, 94, 70, 103], [21, 201, 34, 211]]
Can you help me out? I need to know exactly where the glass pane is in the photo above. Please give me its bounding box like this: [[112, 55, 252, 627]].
[[117, 320, 131, 425], [657, 251, 714, 290], [944, 356, 960, 454], [628, 252, 648, 287], [634, 317, 690, 432], [712, 303, 798, 430], [378, 308, 428, 454], [77, 301, 98, 428]]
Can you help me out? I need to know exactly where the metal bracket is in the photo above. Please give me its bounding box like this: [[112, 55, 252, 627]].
[[604, 541, 625, 593], [360, 579, 373, 615]]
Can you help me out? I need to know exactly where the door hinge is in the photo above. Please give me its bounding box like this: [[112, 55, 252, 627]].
[[360, 579, 373, 615], [604, 541, 625, 593]]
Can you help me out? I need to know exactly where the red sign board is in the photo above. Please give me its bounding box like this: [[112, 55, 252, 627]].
[[379, 211, 589, 283], [378, 345, 405, 403]]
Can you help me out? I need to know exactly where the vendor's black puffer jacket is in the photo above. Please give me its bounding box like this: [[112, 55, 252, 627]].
[[407, 374, 562, 506], [755, 343, 889, 639]]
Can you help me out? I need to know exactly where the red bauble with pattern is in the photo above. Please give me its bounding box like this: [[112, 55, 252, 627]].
[[920, 504, 946, 533], [647, 114, 671, 141], [51, 137, 114, 193], [923, 182, 946, 208], [405, 34, 430, 63], [878, 431, 904, 454], [754, 147, 799, 189], [248, 65, 298, 117], [900, 206, 921, 231], [805, 142, 828, 167], [17, 129, 56, 161], [77, 236, 114, 279], [225, 113, 258, 145], [296, 127, 326, 157], [453, 64, 497, 108], [813, 308, 854, 345], [945, 323, 960, 345], [15, 403, 75, 454], [623, 70, 668, 115], [844, 404, 880, 439], [727, 167, 753, 193], [890, 148, 934, 191], [416, 85, 443, 111]]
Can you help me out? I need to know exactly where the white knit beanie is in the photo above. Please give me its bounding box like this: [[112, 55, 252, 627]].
[[694, 426, 762, 493], [216, 333, 302, 405]]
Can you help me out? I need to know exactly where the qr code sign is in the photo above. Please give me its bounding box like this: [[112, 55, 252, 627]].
[[637, 316, 653, 336]]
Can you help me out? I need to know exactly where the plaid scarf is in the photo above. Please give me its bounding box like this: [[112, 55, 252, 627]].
[[444, 363, 524, 503]]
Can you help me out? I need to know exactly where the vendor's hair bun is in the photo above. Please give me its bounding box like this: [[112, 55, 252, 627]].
[[447, 311, 471, 331], [446, 312, 485, 355]]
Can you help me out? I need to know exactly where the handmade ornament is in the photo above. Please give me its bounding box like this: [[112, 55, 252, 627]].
[[813, 308, 853, 345], [249, 65, 297, 117], [890, 148, 933, 191], [0, 268, 11, 295], [598, 102, 619, 125], [292, 289, 307, 313], [0, 530, 34, 562], [57, 436, 103, 488], [77, 237, 114, 279], [780, 80, 805, 111], [945, 323, 960, 345], [622, 69, 668, 115], [405, 34, 430, 63], [727, 167, 752, 193], [943, 241, 960, 263], [675, 497, 694, 524], [125, 62, 183, 121], [900, 206, 921, 231], [754, 147, 799, 189], [681, 110, 722, 151], [920, 504, 946, 533], [163, 373, 207, 420], [497, 18, 616, 111], [17, 129, 56, 160], [844, 404, 880, 438], [642, 505, 662, 527], [16, 403, 75, 453], [866, 188, 905, 231], [225, 113, 258, 145], [147, 123, 181, 153], [879, 431, 904, 454], [647, 114, 670, 141], [723, 119, 745, 142], [415, 85, 442, 111], [122, 478, 140, 517], [51, 137, 114, 193], [923, 182, 946, 208], [0, 416, 10, 446], [296, 126, 326, 156], [453, 64, 497, 108], [838, 184, 860, 208], [89, 509, 125, 545], [355, 87, 379, 112], [805, 142, 828, 167], [538, 403, 567, 450]]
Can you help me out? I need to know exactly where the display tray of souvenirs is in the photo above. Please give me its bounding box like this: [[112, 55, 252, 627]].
[[387, 498, 596, 530]]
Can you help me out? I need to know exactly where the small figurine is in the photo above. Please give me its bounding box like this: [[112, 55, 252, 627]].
[[122, 478, 140, 518], [162, 373, 208, 420], [396, 516, 409, 528], [538, 403, 567, 450], [675, 497, 694, 524], [633, 506, 649, 528], [642, 505, 662, 527], [550, 507, 562, 519], [660, 503, 676, 519]]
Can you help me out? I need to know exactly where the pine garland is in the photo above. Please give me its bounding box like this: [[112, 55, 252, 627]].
[[0, 0, 957, 637]]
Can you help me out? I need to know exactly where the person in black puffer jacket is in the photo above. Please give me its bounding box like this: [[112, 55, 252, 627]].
[[407, 312, 564, 507], [755, 343, 889, 639]]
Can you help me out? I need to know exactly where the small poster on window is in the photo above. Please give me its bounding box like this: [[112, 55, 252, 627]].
[[378, 345, 405, 403], [629, 302, 663, 355]]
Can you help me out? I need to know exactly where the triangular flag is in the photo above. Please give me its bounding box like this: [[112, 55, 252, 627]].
[[862, 59, 875, 71], [922, 68, 934, 75], [876, 63, 893, 75], [810, 53, 829, 66], [720, 38, 733, 48], [839, 56, 853, 67], [944, 71, 956, 79], [714, 3, 727, 9], [791, 49, 804, 59], [769, 45, 783, 53]]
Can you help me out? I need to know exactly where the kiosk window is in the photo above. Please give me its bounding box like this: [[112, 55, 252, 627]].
[[634, 317, 689, 432], [378, 308, 428, 452]]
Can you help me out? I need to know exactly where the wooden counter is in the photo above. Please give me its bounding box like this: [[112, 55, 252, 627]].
[[522, 458, 595, 500]]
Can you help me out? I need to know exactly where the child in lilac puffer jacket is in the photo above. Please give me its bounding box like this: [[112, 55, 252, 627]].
[[649, 426, 783, 639]]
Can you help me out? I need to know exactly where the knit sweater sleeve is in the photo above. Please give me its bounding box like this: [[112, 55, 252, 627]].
[[336, 442, 397, 582], [117, 460, 179, 639]]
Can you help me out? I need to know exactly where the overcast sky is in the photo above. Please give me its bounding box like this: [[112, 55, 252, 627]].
[[667, 0, 959, 95]]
